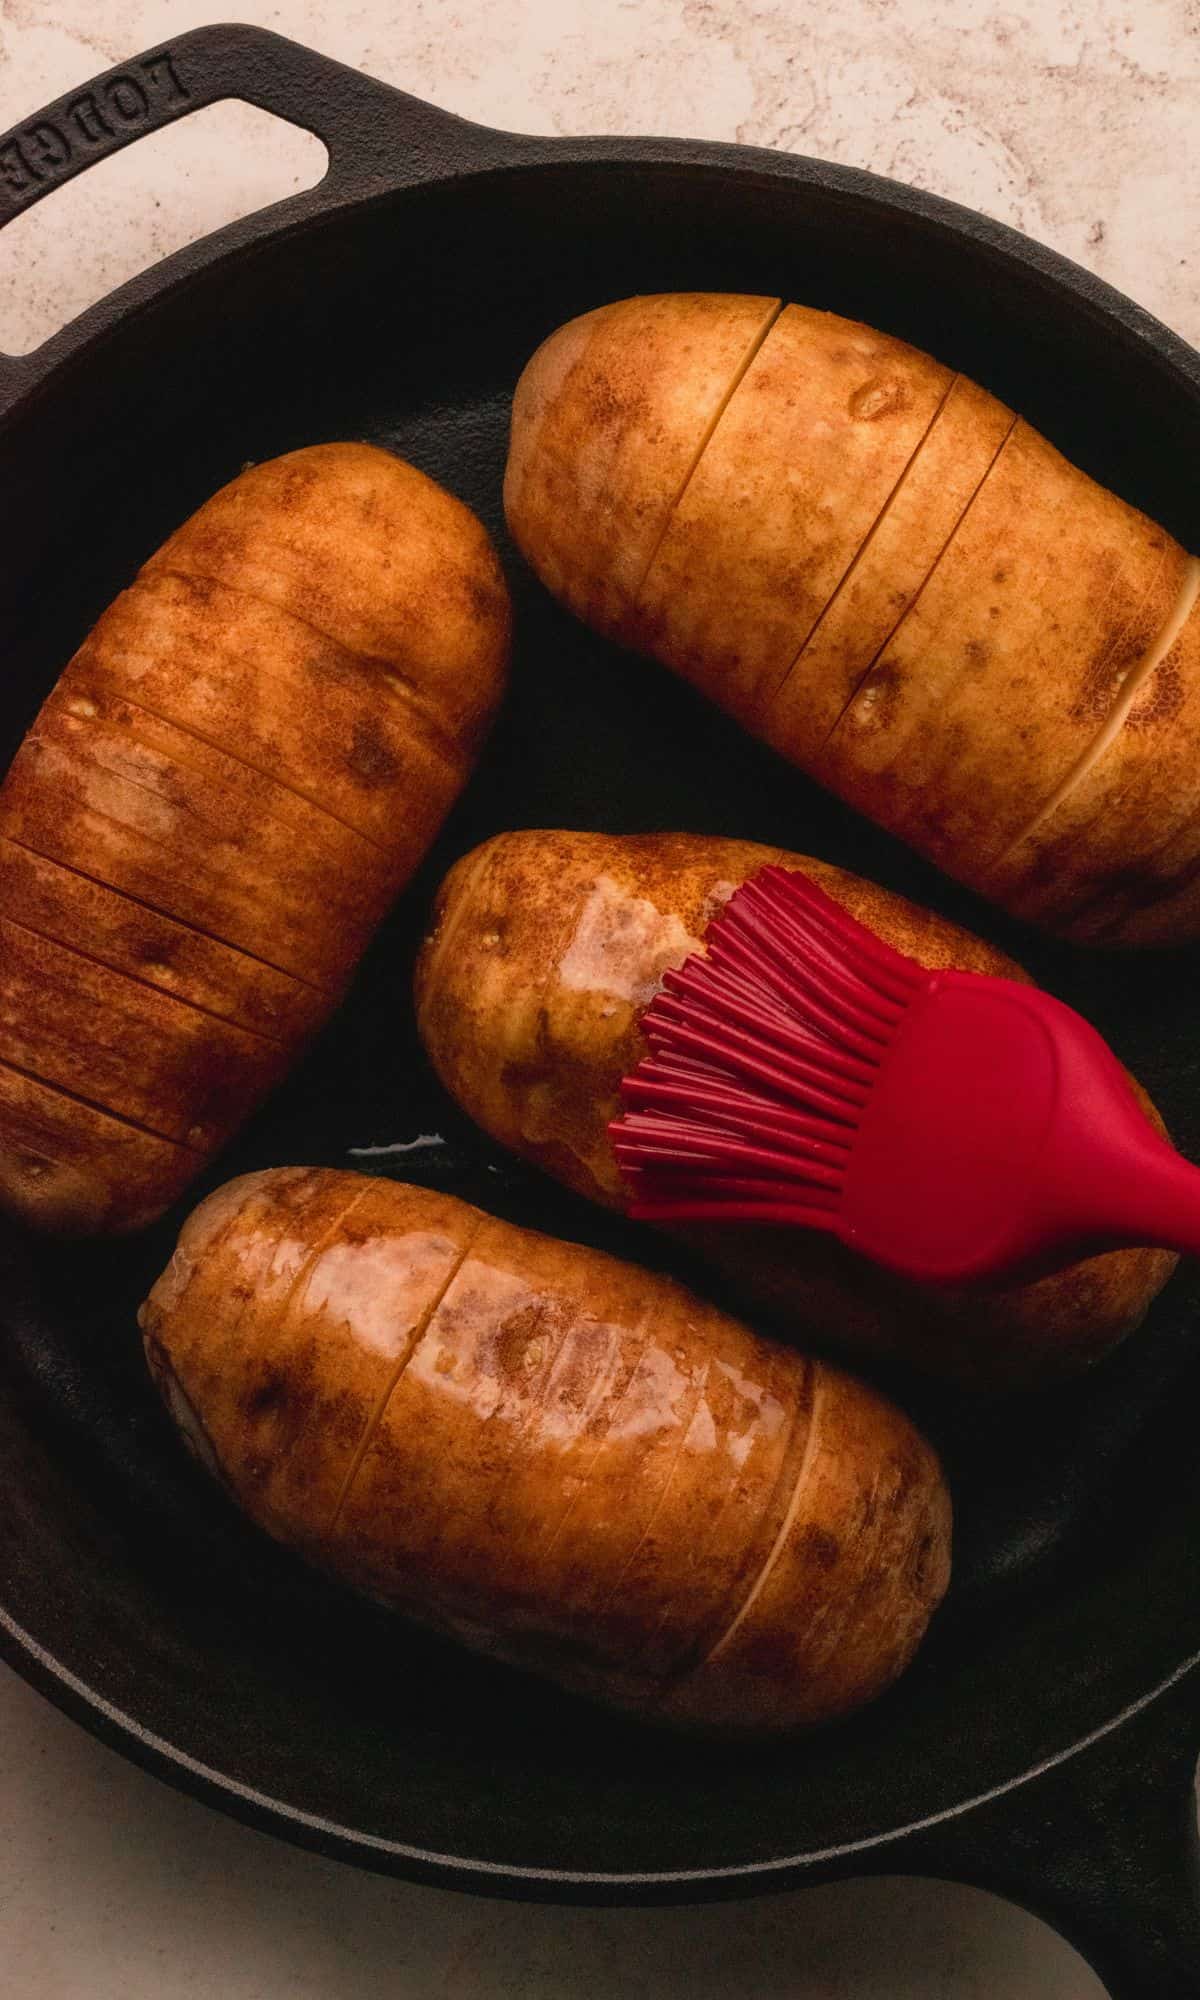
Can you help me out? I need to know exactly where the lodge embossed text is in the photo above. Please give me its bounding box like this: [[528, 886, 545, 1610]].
[[0, 51, 191, 206]]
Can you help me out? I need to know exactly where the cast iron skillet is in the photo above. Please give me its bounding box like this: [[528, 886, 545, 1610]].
[[0, 25, 1197, 1995]]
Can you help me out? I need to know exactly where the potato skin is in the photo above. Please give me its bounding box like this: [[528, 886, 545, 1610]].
[[140, 1167, 951, 1735], [505, 295, 1200, 945], [0, 444, 509, 1234], [504, 293, 781, 637], [415, 831, 1176, 1390]]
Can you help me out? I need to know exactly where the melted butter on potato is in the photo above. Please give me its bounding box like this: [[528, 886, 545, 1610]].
[[558, 876, 703, 1005], [144, 1167, 951, 1734]]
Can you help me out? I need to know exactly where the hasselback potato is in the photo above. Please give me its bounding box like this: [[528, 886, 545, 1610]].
[[0, 444, 509, 1233], [505, 295, 1200, 945], [141, 1166, 951, 1734]]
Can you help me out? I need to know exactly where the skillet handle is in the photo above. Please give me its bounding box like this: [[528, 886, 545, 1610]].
[[0, 22, 530, 405], [899, 1661, 1200, 1999]]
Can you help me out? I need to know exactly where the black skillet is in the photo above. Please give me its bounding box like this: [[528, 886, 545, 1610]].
[[0, 25, 1198, 1995]]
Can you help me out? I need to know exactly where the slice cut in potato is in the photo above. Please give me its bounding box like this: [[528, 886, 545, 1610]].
[[506, 294, 1200, 942], [991, 579, 1200, 941], [81, 571, 464, 852], [813, 419, 1183, 879], [0, 1059, 195, 1233], [761, 376, 1016, 761], [5, 686, 394, 990], [504, 292, 782, 636], [628, 304, 955, 723], [0, 915, 284, 1148], [0, 838, 325, 1044], [145, 447, 510, 756]]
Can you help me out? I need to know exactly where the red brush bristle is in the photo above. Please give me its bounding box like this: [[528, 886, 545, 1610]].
[[613, 865, 1200, 1282], [611, 869, 929, 1225]]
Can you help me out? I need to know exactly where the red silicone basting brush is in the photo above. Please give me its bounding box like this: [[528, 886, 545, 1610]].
[[610, 867, 1200, 1288]]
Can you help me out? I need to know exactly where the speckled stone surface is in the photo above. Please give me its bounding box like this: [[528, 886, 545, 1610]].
[[0, 2, 1194, 1994], [0, 0, 1197, 354]]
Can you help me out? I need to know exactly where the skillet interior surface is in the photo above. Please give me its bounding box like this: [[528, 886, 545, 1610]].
[[0, 154, 1199, 1888]]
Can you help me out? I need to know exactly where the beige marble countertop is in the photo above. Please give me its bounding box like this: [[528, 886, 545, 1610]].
[[1, 2, 1196, 1994]]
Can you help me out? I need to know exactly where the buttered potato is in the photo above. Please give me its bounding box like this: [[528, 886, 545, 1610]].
[[141, 1166, 951, 1734], [416, 831, 1176, 1389]]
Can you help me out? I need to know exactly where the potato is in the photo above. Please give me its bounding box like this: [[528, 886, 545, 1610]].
[[505, 295, 1200, 945], [0, 444, 509, 1234], [503, 293, 781, 637], [140, 1166, 951, 1734], [415, 831, 1176, 1389]]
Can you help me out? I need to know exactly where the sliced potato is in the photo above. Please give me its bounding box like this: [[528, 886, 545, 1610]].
[[5, 685, 391, 987], [506, 295, 1200, 943], [0, 444, 509, 1233], [0, 915, 284, 1148], [80, 570, 462, 850], [143, 1167, 952, 1734]]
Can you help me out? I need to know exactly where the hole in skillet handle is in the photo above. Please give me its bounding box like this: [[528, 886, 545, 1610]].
[[0, 20, 533, 409], [0, 104, 328, 355]]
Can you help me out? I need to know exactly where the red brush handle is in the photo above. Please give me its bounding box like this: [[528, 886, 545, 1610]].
[[838, 973, 1200, 1283], [1074, 1132, 1200, 1260], [1002, 992, 1200, 1262]]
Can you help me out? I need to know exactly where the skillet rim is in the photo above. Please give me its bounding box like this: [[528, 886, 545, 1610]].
[[1, 1597, 1197, 1894]]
